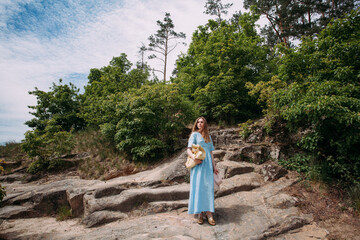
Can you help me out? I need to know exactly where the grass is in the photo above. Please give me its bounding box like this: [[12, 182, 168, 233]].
[[348, 184, 360, 212], [56, 205, 72, 221], [0, 141, 28, 173], [73, 129, 149, 180]]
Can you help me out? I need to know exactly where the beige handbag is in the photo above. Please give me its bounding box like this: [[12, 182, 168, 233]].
[[214, 172, 223, 192], [185, 144, 206, 169]]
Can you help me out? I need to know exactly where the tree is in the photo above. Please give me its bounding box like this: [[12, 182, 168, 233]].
[[81, 53, 149, 127], [258, 10, 360, 184], [137, 43, 147, 71], [244, 0, 304, 46], [101, 84, 195, 162], [203, 0, 233, 22], [22, 80, 81, 174], [244, 0, 359, 46], [25, 79, 84, 132], [147, 12, 186, 82], [174, 11, 274, 123]]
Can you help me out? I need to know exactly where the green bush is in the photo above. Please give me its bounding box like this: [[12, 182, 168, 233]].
[[22, 127, 75, 174], [56, 205, 72, 221], [174, 11, 274, 123], [238, 120, 253, 139], [272, 10, 360, 185], [278, 154, 312, 174], [0, 141, 25, 163], [102, 84, 195, 162]]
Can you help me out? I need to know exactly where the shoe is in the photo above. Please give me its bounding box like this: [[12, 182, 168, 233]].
[[207, 215, 216, 226], [197, 213, 204, 225]]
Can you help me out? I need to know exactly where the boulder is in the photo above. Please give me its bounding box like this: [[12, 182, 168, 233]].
[[82, 210, 128, 228], [217, 160, 255, 178], [261, 163, 288, 182]]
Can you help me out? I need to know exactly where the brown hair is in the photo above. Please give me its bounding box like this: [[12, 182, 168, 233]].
[[191, 117, 210, 143]]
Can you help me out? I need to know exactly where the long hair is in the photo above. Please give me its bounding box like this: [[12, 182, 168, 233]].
[[191, 117, 210, 143]]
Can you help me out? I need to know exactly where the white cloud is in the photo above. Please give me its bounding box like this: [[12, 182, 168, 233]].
[[0, 0, 249, 143]]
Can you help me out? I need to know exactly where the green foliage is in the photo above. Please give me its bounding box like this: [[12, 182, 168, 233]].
[[174, 11, 274, 123], [348, 183, 360, 212], [56, 205, 72, 221], [238, 120, 253, 139], [26, 80, 84, 132], [22, 80, 81, 174], [73, 129, 128, 180], [102, 84, 195, 162], [203, 0, 233, 22], [81, 53, 150, 127], [272, 10, 360, 184], [23, 129, 75, 174], [244, 0, 358, 46], [246, 76, 288, 112], [0, 141, 26, 163], [278, 154, 312, 174]]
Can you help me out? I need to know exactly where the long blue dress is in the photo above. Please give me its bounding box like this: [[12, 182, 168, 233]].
[[187, 132, 215, 214]]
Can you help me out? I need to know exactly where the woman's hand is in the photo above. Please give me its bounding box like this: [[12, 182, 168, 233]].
[[194, 159, 202, 165], [213, 167, 219, 174]]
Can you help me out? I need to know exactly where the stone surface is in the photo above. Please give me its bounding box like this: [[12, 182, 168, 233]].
[[82, 210, 128, 228], [261, 163, 288, 182], [0, 128, 330, 239], [217, 160, 256, 178]]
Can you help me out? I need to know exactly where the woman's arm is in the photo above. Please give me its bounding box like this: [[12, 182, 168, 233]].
[[211, 151, 219, 174]]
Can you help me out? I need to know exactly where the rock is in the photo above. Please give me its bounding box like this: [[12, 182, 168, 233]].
[[67, 189, 86, 217], [84, 184, 190, 216], [210, 128, 242, 147], [224, 151, 242, 161], [240, 145, 269, 164], [265, 193, 298, 209], [258, 215, 313, 239], [217, 160, 255, 178], [0, 173, 25, 183], [0, 205, 39, 219], [147, 199, 188, 214], [216, 172, 263, 198], [212, 150, 226, 161], [0, 126, 330, 239], [270, 145, 281, 160], [273, 222, 329, 240], [246, 128, 264, 143], [261, 163, 288, 182], [82, 210, 128, 228]]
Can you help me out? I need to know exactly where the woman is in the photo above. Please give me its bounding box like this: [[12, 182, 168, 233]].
[[187, 117, 219, 225]]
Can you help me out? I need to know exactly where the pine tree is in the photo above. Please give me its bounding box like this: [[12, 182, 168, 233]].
[[147, 12, 186, 82]]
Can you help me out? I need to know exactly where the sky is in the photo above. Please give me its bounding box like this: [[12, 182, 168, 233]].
[[0, 0, 257, 144]]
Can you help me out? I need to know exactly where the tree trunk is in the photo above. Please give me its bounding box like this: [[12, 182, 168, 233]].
[[164, 33, 168, 83]]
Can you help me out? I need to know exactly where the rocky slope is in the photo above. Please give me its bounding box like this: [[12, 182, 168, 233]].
[[0, 128, 329, 240]]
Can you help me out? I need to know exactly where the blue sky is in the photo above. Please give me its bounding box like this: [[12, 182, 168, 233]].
[[0, 0, 248, 144]]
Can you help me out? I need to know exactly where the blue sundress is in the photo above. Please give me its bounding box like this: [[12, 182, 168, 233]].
[[187, 131, 215, 214]]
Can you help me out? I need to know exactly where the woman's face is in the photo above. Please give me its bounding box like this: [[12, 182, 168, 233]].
[[197, 118, 205, 130]]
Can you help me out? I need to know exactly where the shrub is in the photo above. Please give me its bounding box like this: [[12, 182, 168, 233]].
[[22, 126, 75, 174], [238, 120, 253, 139], [103, 84, 195, 162], [271, 10, 360, 185]]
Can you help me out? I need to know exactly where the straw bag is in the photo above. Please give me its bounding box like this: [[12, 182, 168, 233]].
[[185, 144, 206, 169]]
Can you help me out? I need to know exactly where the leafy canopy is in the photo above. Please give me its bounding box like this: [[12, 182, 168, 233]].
[[101, 84, 195, 162], [271, 10, 360, 184], [174, 10, 274, 123]]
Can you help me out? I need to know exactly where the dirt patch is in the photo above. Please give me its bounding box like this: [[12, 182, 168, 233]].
[[284, 180, 360, 240]]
